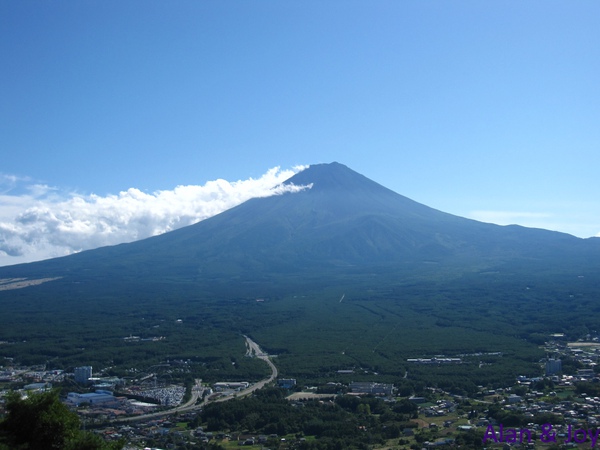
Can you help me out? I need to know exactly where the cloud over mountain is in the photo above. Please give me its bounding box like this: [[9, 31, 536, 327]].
[[0, 166, 308, 266]]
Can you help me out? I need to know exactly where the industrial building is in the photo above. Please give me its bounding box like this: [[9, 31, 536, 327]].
[[66, 390, 116, 406]]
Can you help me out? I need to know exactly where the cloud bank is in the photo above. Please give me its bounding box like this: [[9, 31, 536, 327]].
[[0, 166, 308, 266]]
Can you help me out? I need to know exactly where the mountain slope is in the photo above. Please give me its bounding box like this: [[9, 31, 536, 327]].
[[2, 162, 600, 385], [1, 162, 598, 283]]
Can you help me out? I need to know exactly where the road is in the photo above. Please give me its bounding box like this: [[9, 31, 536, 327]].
[[237, 336, 278, 393], [114, 379, 203, 423], [208, 335, 277, 403], [109, 336, 277, 423]]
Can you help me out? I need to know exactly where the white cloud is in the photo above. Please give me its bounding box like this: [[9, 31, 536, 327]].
[[0, 166, 309, 266]]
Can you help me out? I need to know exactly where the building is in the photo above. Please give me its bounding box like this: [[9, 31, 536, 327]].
[[90, 376, 124, 389], [507, 394, 523, 403], [213, 382, 249, 391], [349, 382, 394, 396], [24, 382, 52, 391], [74, 366, 92, 384], [278, 378, 297, 389], [577, 368, 595, 378], [406, 357, 462, 364], [545, 358, 562, 376], [66, 390, 116, 406]]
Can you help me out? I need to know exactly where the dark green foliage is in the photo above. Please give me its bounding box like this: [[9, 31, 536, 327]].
[[486, 403, 528, 427], [561, 356, 584, 375], [532, 412, 564, 425], [191, 389, 416, 449], [196, 388, 413, 449], [393, 398, 419, 415], [0, 390, 122, 450], [0, 390, 79, 449], [2, 266, 600, 389], [575, 381, 600, 397], [455, 429, 484, 449]]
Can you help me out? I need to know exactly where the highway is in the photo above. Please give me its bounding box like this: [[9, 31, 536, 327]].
[[110, 335, 277, 423], [236, 336, 278, 393], [182, 335, 277, 407]]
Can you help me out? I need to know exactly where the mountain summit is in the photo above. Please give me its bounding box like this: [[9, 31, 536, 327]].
[[1, 162, 598, 283]]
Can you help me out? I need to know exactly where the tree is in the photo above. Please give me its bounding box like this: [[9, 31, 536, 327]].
[[357, 403, 371, 415], [0, 390, 122, 450]]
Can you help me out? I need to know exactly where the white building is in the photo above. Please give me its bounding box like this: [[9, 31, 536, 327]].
[[74, 366, 92, 384], [545, 358, 562, 375], [66, 390, 115, 406]]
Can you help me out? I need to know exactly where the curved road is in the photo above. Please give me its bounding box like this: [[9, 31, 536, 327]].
[[110, 335, 277, 423], [238, 336, 278, 393]]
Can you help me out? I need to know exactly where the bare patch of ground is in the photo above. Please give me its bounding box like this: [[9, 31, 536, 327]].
[[411, 418, 429, 429], [286, 392, 337, 401], [0, 277, 62, 291], [567, 342, 600, 347]]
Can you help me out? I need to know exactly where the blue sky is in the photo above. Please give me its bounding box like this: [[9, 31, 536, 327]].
[[1, 1, 599, 265]]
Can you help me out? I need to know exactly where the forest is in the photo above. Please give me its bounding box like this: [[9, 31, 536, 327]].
[[1, 259, 599, 394]]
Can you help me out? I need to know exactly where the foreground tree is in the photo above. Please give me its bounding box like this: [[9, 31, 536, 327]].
[[0, 390, 122, 450]]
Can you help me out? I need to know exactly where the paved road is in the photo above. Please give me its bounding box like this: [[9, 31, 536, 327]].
[[109, 336, 277, 424], [241, 336, 278, 390], [209, 336, 277, 403]]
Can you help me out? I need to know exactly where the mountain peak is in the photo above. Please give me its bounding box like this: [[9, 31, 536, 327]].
[[284, 162, 388, 194]]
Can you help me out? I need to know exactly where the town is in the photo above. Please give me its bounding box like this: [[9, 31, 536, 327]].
[[3, 335, 600, 449]]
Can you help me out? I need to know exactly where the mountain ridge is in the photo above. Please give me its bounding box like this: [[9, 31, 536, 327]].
[[0, 162, 597, 281]]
